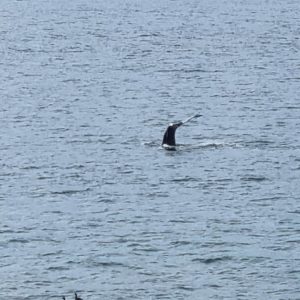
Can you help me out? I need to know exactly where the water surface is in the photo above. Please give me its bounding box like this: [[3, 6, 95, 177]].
[[1, 0, 300, 299]]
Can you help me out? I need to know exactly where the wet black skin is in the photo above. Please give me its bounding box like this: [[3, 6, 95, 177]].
[[162, 122, 183, 146]]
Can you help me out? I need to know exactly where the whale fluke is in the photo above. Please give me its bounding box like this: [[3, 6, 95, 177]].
[[162, 114, 201, 150]]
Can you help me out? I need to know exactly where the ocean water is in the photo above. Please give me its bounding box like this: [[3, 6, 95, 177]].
[[1, 0, 300, 299]]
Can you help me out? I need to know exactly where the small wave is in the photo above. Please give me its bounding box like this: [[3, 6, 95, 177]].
[[184, 68, 206, 73], [192, 256, 232, 264], [171, 240, 191, 246], [177, 285, 195, 291], [203, 284, 222, 288], [8, 238, 29, 244], [143, 140, 230, 150], [286, 105, 300, 110], [0, 229, 15, 234], [142, 140, 159, 147], [50, 188, 91, 195], [169, 219, 194, 224], [41, 250, 63, 257], [20, 165, 41, 170], [47, 266, 69, 271], [250, 196, 280, 202], [241, 176, 268, 182], [193, 141, 226, 148], [139, 33, 161, 37], [92, 261, 126, 268], [244, 140, 276, 148], [8, 47, 33, 53], [132, 247, 161, 253], [172, 176, 198, 182]]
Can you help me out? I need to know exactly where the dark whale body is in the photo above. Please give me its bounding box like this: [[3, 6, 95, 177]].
[[161, 114, 201, 151], [162, 122, 183, 150]]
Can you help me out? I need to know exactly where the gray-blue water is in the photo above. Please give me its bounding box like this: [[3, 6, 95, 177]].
[[1, 0, 300, 299]]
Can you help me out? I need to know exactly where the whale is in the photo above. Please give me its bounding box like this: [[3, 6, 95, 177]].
[[162, 122, 182, 150], [162, 114, 201, 150]]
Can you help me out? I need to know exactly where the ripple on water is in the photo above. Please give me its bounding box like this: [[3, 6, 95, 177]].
[[1, 0, 300, 299]]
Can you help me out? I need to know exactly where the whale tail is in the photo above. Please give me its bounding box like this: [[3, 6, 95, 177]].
[[162, 122, 182, 147], [162, 114, 201, 150]]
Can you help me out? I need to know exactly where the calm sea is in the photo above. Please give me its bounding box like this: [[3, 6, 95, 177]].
[[1, 0, 300, 299]]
